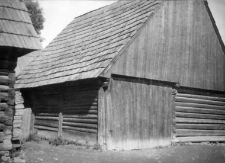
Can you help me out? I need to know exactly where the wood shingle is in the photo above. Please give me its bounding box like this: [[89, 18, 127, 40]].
[[0, 0, 42, 50], [16, 0, 162, 88]]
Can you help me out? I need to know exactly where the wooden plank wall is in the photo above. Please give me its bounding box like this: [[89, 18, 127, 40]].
[[100, 76, 173, 150], [173, 90, 225, 143], [22, 80, 100, 143], [105, 0, 225, 91]]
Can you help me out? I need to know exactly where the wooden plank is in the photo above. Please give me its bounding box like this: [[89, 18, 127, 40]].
[[63, 118, 98, 124], [63, 110, 97, 114], [175, 96, 225, 106], [177, 129, 225, 137], [97, 86, 105, 146], [63, 115, 97, 119], [176, 93, 225, 102], [175, 136, 225, 143], [62, 126, 97, 133], [63, 122, 97, 129], [176, 117, 225, 124], [34, 125, 58, 131], [175, 106, 225, 115], [0, 85, 10, 91], [176, 123, 225, 130], [175, 112, 225, 120], [175, 102, 225, 110], [35, 119, 58, 128], [58, 113, 63, 137], [35, 116, 58, 121]]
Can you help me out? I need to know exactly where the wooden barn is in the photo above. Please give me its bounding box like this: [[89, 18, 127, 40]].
[[0, 0, 41, 159], [16, 0, 225, 150]]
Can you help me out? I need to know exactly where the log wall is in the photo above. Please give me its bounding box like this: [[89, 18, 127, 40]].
[[21, 80, 100, 143], [173, 90, 225, 143], [0, 56, 16, 159], [99, 75, 173, 150]]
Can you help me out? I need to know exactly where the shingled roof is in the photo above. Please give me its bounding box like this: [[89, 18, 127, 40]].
[[16, 0, 163, 88], [0, 0, 42, 50]]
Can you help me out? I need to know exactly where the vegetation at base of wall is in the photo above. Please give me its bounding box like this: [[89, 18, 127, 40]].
[[48, 137, 83, 146]]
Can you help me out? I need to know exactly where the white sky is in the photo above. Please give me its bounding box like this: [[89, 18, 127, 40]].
[[38, 0, 225, 48]]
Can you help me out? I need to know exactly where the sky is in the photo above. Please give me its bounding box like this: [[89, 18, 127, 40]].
[[38, 0, 225, 48]]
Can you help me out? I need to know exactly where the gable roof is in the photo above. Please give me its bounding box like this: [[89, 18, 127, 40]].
[[16, 0, 163, 88], [0, 0, 42, 50]]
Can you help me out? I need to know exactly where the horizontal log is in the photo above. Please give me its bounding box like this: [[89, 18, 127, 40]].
[[0, 92, 8, 100], [35, 113, 59, 117], [34, 125, 58, 131], [175, 112, 225, 120], [13, 116, 22, 120], [63, 122, 98, 129], [175, 102, 225, 110], [35, 119, 58, 128], [177, 129, 225, 137], [63, 118, 98, 124], [0, 85, 10, 91], [175, 117, 225, 124], [64, 105, 98, 110], [175, 97, 225, 106], [14, 110, 24, 116], [13, 120, 22, 124], [62, 115, 97, 119], [175, 136, 225, 143], [63, 126, 97, 133], [35, 116, 58, 121], [176, 93, 225, 102], [0, 71, 9, 76], [15, 104, 24, 109], [176, 124, 225, 130], [0, 124, 5, 130], [0, 103, 8, 109], [0, 142, 12, 151], [63, 110, 98, 114], [175, 106, 225, 115]]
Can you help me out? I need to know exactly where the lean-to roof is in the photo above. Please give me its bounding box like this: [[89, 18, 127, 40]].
[[16, 0, 162, 88], [0, 0, 42, 50]]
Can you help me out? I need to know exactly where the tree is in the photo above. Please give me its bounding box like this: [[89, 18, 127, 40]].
[[25, 0, 45, 38]]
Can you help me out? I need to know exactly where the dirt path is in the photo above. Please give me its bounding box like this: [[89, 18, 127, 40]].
[[14, 142, 225, 163]]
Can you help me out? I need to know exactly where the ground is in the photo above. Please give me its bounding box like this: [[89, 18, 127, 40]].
[[10, 141, 225, 163]]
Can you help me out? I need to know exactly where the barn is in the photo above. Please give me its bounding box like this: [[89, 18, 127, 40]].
[[16, 0, 225, 150], [0, 0, 41, 159]]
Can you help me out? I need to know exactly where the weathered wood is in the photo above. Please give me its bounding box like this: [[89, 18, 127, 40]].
[[35, 119, 58, 128], [175, 97, 225, 106], [175, 112, 225, 120], [0, 85, 10, 91], [177, 129, 225, 137], [35, 116, 59, 121], [175, 117, 225, 124], [63, 110, 97, 114], [63, 118, 98, 124], [63, 122, 98, 129], [63, 115, 98, 120], [34, 125, 58, 131], [175, 102, 225, 111], [62, 126, 97, 133], [176, 124, 225, 130], [105, 0, 225, 91], [105, 77, 173, 150], [176, 93, 225, 102], [175, 136, 225, 143], [58, 113, 63, 137], [175, 106, 225, 115]]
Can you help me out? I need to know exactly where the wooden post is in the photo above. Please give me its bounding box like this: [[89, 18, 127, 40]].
[[58, 113, 63, 137]]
